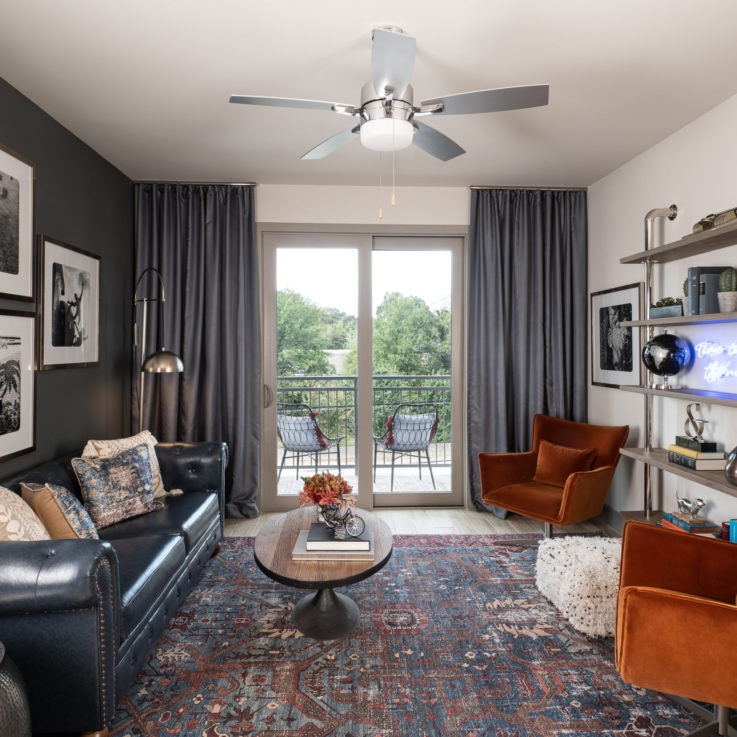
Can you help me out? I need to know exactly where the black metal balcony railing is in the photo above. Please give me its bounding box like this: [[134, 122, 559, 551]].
[[277, 375, 451, 469]]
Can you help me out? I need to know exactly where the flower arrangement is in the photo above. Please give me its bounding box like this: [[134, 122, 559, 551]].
[[299, 471, 354, 509]]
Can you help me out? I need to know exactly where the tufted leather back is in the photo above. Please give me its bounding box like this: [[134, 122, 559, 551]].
[[0, 452, 82, 499]]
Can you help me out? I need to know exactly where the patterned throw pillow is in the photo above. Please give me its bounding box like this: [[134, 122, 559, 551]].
[[72, 444, 162, 529], [0, 486, 50, 541], [82, 430, 166, 498], [21, 482, 99, 540]]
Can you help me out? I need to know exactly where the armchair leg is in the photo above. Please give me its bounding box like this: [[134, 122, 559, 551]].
[[668, 696, 736, 736], [425, 449, 436, 490], [278, 448, 287, 483], [390, 450, 396, 492], [494, 520, 552, 546], [337, 442, 342, 476]]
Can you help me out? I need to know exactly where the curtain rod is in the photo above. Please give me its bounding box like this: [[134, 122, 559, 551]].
[[134, 180, 257, 186], [469, 185, 587, 191]]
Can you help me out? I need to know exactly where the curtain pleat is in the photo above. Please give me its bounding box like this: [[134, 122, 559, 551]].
[[467, 188, 588, 513], [134, 184, 260, 517]]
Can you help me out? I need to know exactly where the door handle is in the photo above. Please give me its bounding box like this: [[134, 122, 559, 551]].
[[263, 384, 274, 409]]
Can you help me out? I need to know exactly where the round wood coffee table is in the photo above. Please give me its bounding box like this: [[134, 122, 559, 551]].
[[254, 506, 393, 640]]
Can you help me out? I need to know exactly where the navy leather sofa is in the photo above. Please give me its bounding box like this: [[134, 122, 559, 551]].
[[0, 441, 228, 736]]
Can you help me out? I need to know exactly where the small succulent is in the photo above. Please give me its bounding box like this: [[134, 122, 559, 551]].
[[652, 297, 682, 308], [719, 267, 737, 292], [683, 278, 689, 297]]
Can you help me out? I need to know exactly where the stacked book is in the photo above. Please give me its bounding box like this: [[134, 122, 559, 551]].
[[658, 511, 720, 537], [667, 435, 725, 471], [292, 523, 374, 561]]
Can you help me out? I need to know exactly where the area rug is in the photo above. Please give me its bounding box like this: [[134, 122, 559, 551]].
[[111, 535, 703, 737]]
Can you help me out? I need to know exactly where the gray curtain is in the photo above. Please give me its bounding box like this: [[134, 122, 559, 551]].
[[467, 188, 588, 513], [134, 183, 260, 517]]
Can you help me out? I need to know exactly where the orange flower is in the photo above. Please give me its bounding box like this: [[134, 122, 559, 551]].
[[299, 472, 354, 508]]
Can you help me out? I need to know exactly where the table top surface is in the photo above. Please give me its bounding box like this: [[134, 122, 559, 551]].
[[253, 506, 393, 590]]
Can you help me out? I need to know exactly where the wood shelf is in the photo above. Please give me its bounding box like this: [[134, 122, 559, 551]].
[[621, 219, 737, 264], [621, 311, 737, 327], [618, 384, 737, 408], [619, 447, 737, 498]]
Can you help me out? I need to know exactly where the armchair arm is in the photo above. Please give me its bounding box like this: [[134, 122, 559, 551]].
[[616, 585, 737, 708], [556, 465, 616, 525], [620, 520, 737, 604], [156, 441, 228, 529], [478, 450, 536, 494], [0, 539, 119, 732]]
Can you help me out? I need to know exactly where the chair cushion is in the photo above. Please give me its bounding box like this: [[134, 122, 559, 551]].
[[72, 444, 162, 529], [107, 534, 186, 640], [99, 492, 218, 552], [533, 439, 596, 487], [484, 481, 564, 522], [21, 482, 98, 540]]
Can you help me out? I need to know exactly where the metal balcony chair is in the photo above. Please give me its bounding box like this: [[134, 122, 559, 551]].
[[374, 403, 439, 491], [276, 402, 344, 481]]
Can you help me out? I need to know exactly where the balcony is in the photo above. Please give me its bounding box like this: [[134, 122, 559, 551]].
[[276, 374, 452, 495]]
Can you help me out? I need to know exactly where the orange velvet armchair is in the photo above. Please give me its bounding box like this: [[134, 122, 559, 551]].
[[478, 414, 629, 536], [616, 521, 737, 736]]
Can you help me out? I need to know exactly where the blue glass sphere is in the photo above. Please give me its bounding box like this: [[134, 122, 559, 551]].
[[642, 333, 691, 376]]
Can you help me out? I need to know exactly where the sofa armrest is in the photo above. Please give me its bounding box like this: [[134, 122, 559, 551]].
[[478, 450, 537, 495], [155, 441, 229, 529], [0, 539, 119, 732]]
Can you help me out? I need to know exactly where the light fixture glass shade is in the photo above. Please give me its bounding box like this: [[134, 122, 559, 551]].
[[142, 349, 184, 373], [360, 118, 414, 152]]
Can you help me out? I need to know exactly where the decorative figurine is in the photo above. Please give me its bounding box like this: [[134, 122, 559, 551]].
[[676, 494, 705, 521], [320, 504, 366, 538], [683, 403, 709, 441]]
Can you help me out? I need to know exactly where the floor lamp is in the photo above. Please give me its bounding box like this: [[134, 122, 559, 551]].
[[134, 267, 184, 433]]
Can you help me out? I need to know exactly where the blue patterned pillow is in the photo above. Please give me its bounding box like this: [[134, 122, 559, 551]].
[[72, 444, 162, 529], [21, 482, 98, 540]]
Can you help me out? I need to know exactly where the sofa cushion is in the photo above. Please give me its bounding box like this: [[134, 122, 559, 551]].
[[98, 492, 218, 552], [533, 439, 596, 487], [83, 430, 166, 498], [21, 482, 98, 540], [0, 486, 50, 541], [72, 444, 162, 529], [107, 534, 186, 640]]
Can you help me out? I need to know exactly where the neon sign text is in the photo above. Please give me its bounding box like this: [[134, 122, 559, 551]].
[[695, 341, 737, 384]]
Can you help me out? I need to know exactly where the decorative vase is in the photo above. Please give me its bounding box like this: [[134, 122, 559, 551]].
[[717, 291, 737, 313], [726, 447, 737, 487], [0, 643, 31, 737]]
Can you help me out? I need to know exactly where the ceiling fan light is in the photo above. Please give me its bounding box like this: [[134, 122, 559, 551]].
[[360, 118, 414, 152]]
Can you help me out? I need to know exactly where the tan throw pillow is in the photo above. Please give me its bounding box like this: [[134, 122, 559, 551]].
[[21, 482, 99, 540], [82, 429, 165, 498], [0, 486, 50, 541]]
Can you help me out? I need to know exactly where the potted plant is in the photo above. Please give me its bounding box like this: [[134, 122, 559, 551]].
[[718, 267, 737, 313], [650, 296, 683, 319]]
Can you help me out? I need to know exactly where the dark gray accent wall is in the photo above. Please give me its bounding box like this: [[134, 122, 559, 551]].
[[0, 77, 133, 475]]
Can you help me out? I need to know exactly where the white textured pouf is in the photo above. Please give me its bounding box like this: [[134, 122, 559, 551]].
[[535, 536, 621, 638]]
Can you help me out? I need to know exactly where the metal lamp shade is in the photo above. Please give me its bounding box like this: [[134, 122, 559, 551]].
[[142, 349, 184, 373]]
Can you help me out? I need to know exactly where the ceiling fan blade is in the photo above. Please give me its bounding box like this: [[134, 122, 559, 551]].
[[371, 27, 415, 97], [229, 95, 351, 112], [412, 121, 465, 161], [421, 84, 549, 115], [301, 125, 360, 160]]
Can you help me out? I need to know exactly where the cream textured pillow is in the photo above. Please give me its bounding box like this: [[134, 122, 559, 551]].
[[82, 429, 165, 498], [0, 486, 50, 541]]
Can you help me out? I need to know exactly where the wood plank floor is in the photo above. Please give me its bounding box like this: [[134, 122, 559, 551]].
[[225, 508, 607, 537]]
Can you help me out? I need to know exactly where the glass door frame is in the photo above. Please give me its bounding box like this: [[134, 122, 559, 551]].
[[260, 228, 465, 513]]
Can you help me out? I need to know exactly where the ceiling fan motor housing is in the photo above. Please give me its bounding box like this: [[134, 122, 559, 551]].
[[359, 81, 415, 151]]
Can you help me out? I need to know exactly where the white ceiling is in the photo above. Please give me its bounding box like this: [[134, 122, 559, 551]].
[[3, 1, 737, 187]]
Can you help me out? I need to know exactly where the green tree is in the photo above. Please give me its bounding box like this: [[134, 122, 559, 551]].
[[277, 290, 334, 376], [320, 306, 356, 350]]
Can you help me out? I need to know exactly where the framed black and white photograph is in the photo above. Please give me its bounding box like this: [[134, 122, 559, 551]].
[[0, 144, 34, 300], [0, 310, 35, 462], [39, 236, 100, 369], [591, 283, 643, 388]]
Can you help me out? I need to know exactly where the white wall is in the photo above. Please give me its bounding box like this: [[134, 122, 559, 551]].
[[256, 184, 470, 226], [589, 92, 737, 524]]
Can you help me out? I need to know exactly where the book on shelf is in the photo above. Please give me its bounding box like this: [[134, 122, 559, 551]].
[[292, 530, 375, 561], [667, 443, 725, 460], [667, 450, 726, 471], [658, 519, 719, 537], [305, 522, 371, 551], [674, 436, 723, 453], [662, 511, 719, 532]]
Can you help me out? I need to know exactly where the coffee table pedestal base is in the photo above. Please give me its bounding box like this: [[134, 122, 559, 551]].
[[293, 588, 359, 640]]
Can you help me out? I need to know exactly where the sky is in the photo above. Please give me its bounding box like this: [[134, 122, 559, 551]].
[[276, 248, 451, 316]]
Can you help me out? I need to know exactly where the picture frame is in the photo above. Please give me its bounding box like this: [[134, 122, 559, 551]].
[[591, 282, 643, 388], [0, 310, 35, 462], [38, 236, 100, 370], [0, 143, 35, 300]]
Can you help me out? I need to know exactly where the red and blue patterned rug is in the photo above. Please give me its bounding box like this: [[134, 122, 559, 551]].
[[111, 535, 703, 736]]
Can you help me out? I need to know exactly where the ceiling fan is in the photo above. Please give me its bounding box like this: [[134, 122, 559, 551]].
[[230, 26, 549, 162]]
